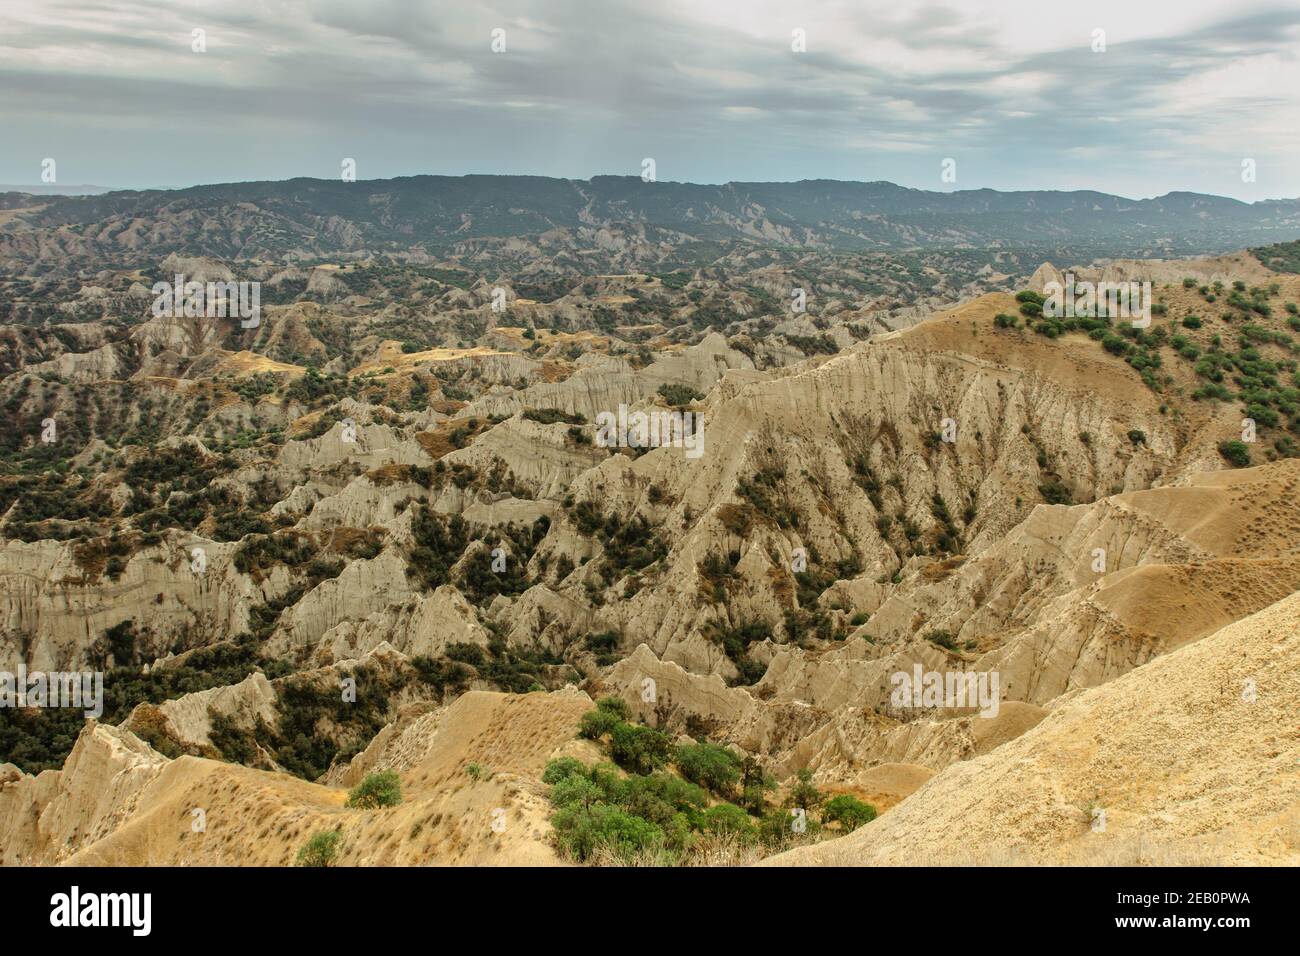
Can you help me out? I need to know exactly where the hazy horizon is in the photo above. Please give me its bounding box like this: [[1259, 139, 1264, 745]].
[[3, 173, 1298, 205]]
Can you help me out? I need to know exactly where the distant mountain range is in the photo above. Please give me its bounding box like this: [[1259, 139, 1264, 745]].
[[0, 184, 113, 196], [3, 175, 1300, 272]]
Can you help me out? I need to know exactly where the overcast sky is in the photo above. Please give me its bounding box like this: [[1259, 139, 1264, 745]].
[[2, 0, 1298, 199]]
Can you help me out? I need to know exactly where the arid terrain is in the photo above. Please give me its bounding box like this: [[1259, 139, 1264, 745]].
[[1, 180, 1298, 867]]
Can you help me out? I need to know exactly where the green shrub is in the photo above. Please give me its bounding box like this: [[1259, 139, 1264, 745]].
[[578, 707, 624, 741], [759, 806, 820, 847], [613, 772, 708, 824], [656, 383, 704, 407], [610, 723, 672, 775], [1038, 480, 1073, 505], [522, 407, 586, 426], [702, 802, 758, 842], [1101, 333, 1128, 355], [550, 773, 604, 810], [674, 742, 742, 796], [1218, 440, 1251, 468], [595, 696, 631, 720], [296, 830, 342, 867], [346, 770, 402, 809], [923, 629, 958, 650], [822, 794, 877, 831], [542, 756, 587, 785], [571, 699, 636, 740], [550, 802, 665, 862]]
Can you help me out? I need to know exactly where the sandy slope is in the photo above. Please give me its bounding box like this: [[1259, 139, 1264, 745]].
[[763, 590, 1300, 866], [1, 689, 592, 866]]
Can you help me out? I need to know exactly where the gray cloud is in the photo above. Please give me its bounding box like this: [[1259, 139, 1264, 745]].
[[1, 0, 1297, 199]]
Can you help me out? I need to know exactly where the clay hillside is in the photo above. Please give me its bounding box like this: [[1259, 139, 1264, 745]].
[[3, 233, 1300, 866]]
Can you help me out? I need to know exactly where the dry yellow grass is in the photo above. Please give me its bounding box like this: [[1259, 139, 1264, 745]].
[[350, 340, 505, 377]]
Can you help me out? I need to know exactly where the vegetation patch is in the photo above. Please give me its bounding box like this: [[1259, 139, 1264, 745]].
[[550, 698, 875, 865]]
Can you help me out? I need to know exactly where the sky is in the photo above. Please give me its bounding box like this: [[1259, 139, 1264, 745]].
[[1, 0, 1298, 200]]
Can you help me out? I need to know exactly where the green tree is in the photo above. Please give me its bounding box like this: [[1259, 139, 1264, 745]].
[[739, 755, 776, 814], [822, 794, 877, 831], [542, 756, 587, 785], [787, 768, 824, 813], [674, 742, 742, 796], [610, 723, 672, 775], [578, 707, 623, 740], [346, 770, 402, 809], [550, 774, 603, 810]]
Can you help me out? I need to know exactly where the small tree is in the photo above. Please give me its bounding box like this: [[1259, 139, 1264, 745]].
[[296, 830, 341, 867], [1218, 440, 1251, 468], [610, 723, 672, 775], [739, 755, 776, 814], [595, 696, 631, 719], [787, 768, 824, 813], [346, 770, 402, 809], [542, 757, 587, 785], [550, 774, 603, 810], [822, 794, 877, 832], [674, 742, 742, 796], [578, 707, 622, 740]]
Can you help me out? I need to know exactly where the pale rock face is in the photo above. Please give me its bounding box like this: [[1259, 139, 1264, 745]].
[[551, 295, 1178, 667], [0, 535, 259, 671], [601, 642, 1047, 785], [463, 496, 557, 528], [276, 419, 425, 476], [495, 584, 593, 653], [461, 331, 755, 422], [608, 643, 753, 725], [0, 722, 168, 866], [158, 253, 236, 285], [125, 671, 279, 749], [306, 267, 348, 299], [267, 548, 418, 658], [313, 585, 491, 663], [297, 475, 426, 530], [440, 415, 606, 499], [1027, 261, 1065, 293], [23, 343, 124, 383], [867, 458, 1300, 703]]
